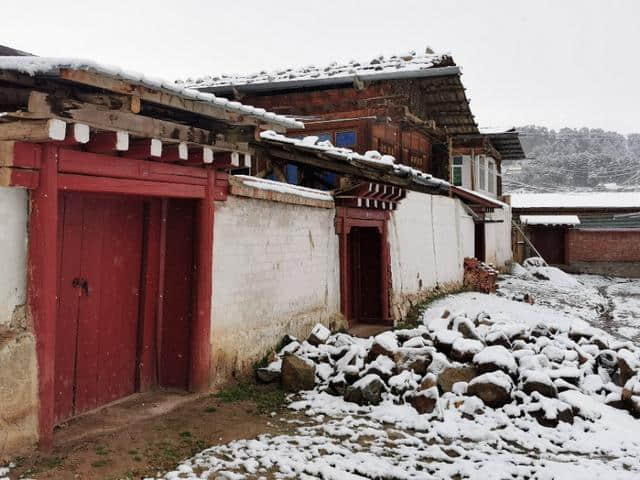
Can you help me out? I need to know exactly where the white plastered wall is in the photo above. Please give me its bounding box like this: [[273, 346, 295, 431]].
[[484, 206, 513, 268], [388, 191, 474, 320], [211, 195, 342, 383], [0, 187, 38, 460]]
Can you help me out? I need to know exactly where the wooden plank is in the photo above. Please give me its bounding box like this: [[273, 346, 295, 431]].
[[0, 119, 66, 142], [0, 167, 39, 189], [190, 170, 214, 392], [58, 69, 288, 132], [58, 148, 207, 180], [58, 173, 206, 198], [29, 144, 58, 449], [26, 91, 252, 153], [0, 141, 41, 168]]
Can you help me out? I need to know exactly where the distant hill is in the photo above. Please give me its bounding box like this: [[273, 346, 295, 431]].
[[502, 126, 640, 193]]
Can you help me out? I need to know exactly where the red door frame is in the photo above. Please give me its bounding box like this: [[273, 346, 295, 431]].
[[26, 143, 216, 448], [335, 206, 391, 326]]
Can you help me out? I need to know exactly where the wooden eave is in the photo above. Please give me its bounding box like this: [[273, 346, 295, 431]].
[[253, 139, 446, 195]]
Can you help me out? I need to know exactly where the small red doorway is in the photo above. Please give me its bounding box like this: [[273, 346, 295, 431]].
[[55, 192, 145, 423], [474, 223, 486, 262], [349, 227, 383, 323]]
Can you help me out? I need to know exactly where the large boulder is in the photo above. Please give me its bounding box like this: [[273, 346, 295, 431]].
[[467, 371, 513, 407], [407, 386, 439, 414], [618, 349, 639, 386], [367, 331, 399, 362], [344, 374, 386, 406], [281, 354, 316, 392], [473, 345, 517, 376], [256, 358, 282, 383], [437, 365, 478, 393], [433, 329, 462, 356], [451, 338, 484, 363], [520, 370, 557, 398], [526, 393, 573, 427], [394, 348, 433, 376]]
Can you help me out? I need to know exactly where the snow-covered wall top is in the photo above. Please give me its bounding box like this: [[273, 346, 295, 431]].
[[510, 193, 640, 209], [259, 130, 450, 191], [520, 215, 581, 226], [179, 49, 458, 92], [0, 57, 303, 130]]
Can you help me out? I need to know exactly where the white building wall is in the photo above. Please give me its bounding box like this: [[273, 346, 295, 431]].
[[211, 195, 342, 383], [484, 206, 513, 268], [0, 187, 38, 460], [388, 191, 473, 320]]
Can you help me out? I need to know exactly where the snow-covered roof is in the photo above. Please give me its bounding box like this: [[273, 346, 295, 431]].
[[0, 57, 303, 130], [258, 130, 449, 191], [454, 186, 509, 209], [234, 175, 334, 202], [520, 215, 581, 226], [510, 193, 640, 210], [179, 49, 458, 93]]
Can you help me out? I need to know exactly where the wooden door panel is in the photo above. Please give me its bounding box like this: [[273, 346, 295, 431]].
[[55, 193, 144, 420], [54, 194, 85, 423]]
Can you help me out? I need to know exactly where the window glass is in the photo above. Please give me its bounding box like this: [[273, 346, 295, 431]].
[[285, 164, 298, 184], [452, 156, 463, 186], [335, 130, 357, 148], [478, 156, 486, 190], [488, 160, 496, 193], [317, 132, 332, 143]]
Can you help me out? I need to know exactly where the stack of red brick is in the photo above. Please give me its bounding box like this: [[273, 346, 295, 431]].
[[463, 257, 498, 294]]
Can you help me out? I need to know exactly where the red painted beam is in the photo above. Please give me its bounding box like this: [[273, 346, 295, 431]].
[[85, 132, 126, 154], [58, 173, 206, 199], [28, 144, 57, 450], [125, 139, 162, 160], [0, 141, 42, 169], [59, 148, 208, 179], [0, 167, 40, 189], [58, 149, 208, 186], [190, 169, 214, 392]]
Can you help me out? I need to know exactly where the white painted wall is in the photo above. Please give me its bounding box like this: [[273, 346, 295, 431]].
[[0, 187, 38, 459], [0, 187, 28, 324], [388, 191, 474, 319], [484, 206, 513, 268], [211, 195, 341, 383]]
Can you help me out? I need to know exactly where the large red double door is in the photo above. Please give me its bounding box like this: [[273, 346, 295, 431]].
[[54, 192, 144, 423]]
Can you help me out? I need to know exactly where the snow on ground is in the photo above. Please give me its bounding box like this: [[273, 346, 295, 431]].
[[497, 261, 640, 342], [151, 267, 640, 480]]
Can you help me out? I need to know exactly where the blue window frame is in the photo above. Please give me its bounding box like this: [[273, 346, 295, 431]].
[[335, 130, 357, 148], [317, 132, 332, 143], [285, 164, 298, 184]]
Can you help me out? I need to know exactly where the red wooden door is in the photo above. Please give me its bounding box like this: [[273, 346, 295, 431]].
[[349, 227, 383, 324], [55, 193, 144, 423]]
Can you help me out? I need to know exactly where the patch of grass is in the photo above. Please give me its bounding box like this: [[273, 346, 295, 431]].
[[179, 431, 192, 438], [395, 284, 469, 330], [215, 381, 285, 414], [204, 406, 217, 413], [91, 459, 110, 468], [95, 445, 110, 456]]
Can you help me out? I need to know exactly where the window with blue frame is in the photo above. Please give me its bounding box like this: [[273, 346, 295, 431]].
[[317, 132, 332, 143], [285, 164, 298, 184], [335, 130, 357, 148]]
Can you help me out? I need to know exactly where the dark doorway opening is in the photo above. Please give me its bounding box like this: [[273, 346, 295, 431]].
[[348, 227, 383, 324], [474, 223, 486, 261], [529, 227, 566, 265], [159, 199, 196, 390]]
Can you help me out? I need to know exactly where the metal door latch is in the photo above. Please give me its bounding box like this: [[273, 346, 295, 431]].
[[72, 277, 90, 296]]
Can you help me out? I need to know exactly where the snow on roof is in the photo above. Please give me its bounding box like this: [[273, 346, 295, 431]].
[[455, 186, 509, 208], [520, 215, 581, 226], [510, 192, 640, 209], [234, 175, 333, 202], [259, 130, 449, 191], [179, 49, 458, 92], [0, 56, 303, 130]]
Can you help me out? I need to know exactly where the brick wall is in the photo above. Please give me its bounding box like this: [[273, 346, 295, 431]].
[[567, 229, 640, 262]]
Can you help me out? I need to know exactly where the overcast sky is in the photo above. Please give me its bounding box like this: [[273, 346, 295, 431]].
[[3, 0, 638, 134]]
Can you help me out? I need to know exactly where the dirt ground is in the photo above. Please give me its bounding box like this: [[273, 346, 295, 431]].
[[8, 382, 296, 480]]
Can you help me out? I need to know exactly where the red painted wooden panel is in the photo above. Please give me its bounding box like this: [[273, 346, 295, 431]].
[[54, 194, 84, 423], [160, 199, 195, 389], [349, 227, 383, 323], [55, 193, 144, 419], [58, 173, 206, 199]]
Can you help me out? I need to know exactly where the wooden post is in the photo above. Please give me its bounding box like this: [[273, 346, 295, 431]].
[[190, 168, 214, 391], [28, 143, 58, 450]]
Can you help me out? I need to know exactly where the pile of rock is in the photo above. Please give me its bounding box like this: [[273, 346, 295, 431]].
[[257, 314, 640, 426], [463, 257, 498, 294]]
